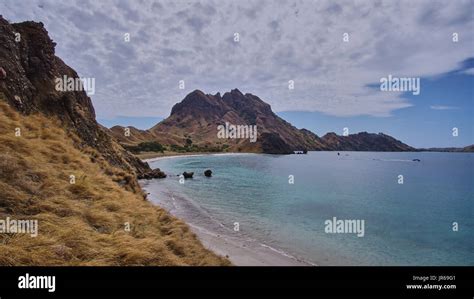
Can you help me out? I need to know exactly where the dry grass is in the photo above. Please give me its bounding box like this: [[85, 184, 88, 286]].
[[0, 101, 230, 266]]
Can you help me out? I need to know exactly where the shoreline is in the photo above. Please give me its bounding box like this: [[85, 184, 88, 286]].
[[137, 150, 474, 164], [188, 222, 314, 266], [141, 152, 257, 163], [137, 151, 220, 161], [140, 179, 313, 266]]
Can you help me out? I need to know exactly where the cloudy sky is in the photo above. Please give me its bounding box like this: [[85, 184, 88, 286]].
[[1, 0, 473, 147]]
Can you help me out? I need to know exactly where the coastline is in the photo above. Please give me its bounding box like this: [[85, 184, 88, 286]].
[[141, 151, 257, 163], [136, 151, 219, 160], [188, 222, 313, 266], [139, 177, 313, 266], [137, 150, 474, 163]]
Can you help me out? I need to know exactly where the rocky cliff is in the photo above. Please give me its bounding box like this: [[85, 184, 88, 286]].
[[0, 16, 150, 179]]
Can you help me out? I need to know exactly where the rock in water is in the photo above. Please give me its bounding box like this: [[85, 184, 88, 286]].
[[183, 172, 194, 179], [151, 168, 167, 178], [138, 168, 167, 179], [204, 169, 212, 177]]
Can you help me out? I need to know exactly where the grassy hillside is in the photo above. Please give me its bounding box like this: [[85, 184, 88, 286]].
[[0, 100, 230, 266]]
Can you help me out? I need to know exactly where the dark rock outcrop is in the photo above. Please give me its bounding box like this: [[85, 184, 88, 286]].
[[204, 169, 212, 177], [182, 172, 194, 179], [260, 132, 293, 154], [138, 168, 166, 180]]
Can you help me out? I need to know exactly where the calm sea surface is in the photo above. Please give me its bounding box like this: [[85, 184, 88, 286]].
[[144, 152, 473, 265]]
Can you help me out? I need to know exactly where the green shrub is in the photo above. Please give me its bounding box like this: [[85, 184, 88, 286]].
[[124, 141, 165, 153]]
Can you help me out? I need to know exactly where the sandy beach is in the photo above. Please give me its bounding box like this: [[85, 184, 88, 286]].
[[187, 222, 313, 266], [141, 151, 257, 163]]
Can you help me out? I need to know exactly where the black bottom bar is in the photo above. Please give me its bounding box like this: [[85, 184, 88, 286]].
[[0, 266, 471, 298]]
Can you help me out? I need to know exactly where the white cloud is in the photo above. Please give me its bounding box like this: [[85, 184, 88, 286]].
[[460, 68, 474, 75], [1, 0, 472, 118]]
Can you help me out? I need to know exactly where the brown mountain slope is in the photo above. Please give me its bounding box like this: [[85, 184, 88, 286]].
[[115, 89, 414, 154], [321, 132, 415, 151], [0, 100, 229, 266], [147, 89, 328, 154], [0, 17, 149, 179], [109, 126, 155, 145], [0, 17, 228, 265]]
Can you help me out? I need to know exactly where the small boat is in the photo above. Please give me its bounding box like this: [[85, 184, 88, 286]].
[[293, 150, 307, 154]]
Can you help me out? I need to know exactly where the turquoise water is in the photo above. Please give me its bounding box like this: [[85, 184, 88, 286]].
[[144, 152, 473, 265]]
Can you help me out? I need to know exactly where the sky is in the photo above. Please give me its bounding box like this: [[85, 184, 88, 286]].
[[1, 0, 473, 148]]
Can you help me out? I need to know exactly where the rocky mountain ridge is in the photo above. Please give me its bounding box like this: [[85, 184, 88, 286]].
[[111, 89, 415, 154]]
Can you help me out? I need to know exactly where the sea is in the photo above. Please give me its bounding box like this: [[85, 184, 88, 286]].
[[142, 152, 473, 266]]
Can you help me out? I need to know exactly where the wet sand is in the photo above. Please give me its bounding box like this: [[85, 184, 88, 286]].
[[188, 222, 313, 266]]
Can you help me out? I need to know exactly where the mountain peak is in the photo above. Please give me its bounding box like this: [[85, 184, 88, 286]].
[[149, 88, 414, 154], [230, 88, 243, 95], [187, 89, 207, 98], [323, 132, 338, 138], [169, 89, 227, 118]]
